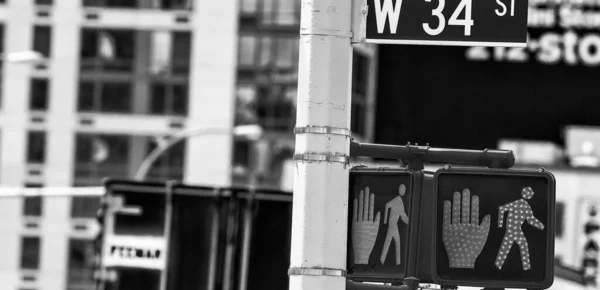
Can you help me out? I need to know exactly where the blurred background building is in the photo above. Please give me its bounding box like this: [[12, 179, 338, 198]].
[[0, 1, 378, 290], [0, 0, 599, 289]]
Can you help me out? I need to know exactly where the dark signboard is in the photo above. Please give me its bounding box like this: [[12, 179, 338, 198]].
[[431, 168, 556, 288], [375, 0, 600, 150], [365, 0, 529, 46], [347, 169, 421, 282]]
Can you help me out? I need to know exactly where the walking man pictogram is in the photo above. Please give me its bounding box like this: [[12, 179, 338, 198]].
[[380, 184, 409, 265], [495, 187, 545, 270]]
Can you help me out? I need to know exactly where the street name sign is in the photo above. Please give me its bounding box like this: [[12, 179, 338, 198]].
[[347, 169, 421, 282], [424, 167, 556, 289], [363, 0, 529, 47]]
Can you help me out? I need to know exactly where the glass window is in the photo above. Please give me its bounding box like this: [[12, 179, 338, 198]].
[[23, 183, 43, 217], [149, 83, 188, 116], [83, 0, 136, 8], [145, 138, 185, 181], [67, 239, 96, 290], [33, 26, 52, 58], [74, 134, 130, 181], [161, 0, 193, 10], [172, 84, 188, 115], [241, 0, 257, 14], [20, 237, 41, 270], [274, 37, 298, 69], [274, 0, 298, 26], [172, 32, 191, 75], [239, 35, 257, 66], [235, 85, 258, 125], [29, 78, 49, 111], [35, 0, 53, 5], [261, 0, 300, 26], [100, 82, 131, 113], [27, 131, 46, 164], [233, 139, 251, 168], [71, 197, 101, 218], [77, 81, 95, 112], [80, 29, 135, 72], [150, 83, 167, 114], [258, 36, 273, 67], [77, 81, 132, 113]]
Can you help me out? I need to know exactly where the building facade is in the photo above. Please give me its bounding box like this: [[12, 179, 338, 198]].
[[0, 1, 377, 290]]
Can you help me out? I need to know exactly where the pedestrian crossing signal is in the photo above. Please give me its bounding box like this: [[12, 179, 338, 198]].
[[347, 168, 422, 283], [419, 167, 555, 289]]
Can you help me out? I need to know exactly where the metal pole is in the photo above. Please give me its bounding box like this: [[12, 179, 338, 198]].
[[238, 140, 262, 290], [133, 128, 229, 181], [159, 183, 174, 290], [289, 0, 353, 289], [350, 141, 515, 169], [134, 126, 262, 181]]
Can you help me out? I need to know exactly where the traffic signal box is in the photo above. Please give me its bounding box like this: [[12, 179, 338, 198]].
[[99, 179, 293, 290], [348, 167, 556, 289], [347, 169, 423, 282], [100, 180, 168, 290]]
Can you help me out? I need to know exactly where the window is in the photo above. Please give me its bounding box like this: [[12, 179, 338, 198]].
[[74, 134, 130, 182], [241, 0, 257, 14], [235, 84, 296, 132], [23, 183, 43, 217], [233, 139, 251, 169], [101, 82, 132, 112], [171, 32, 191, 75], [33, 26, 52, 58], [83, 0, 136, 8], [27, 131, 46, 164], [145, 138, 185, 181], [259, 0, 301, 26], [160, 0, 193, 10], [80, 29, 135, 72], [150, 31, 192, 76], [35, 0, 53, 5], [20, 237, 41, 270], [82, 0, 192, 10], [67, 239, 96, 290], [71, 197, 101, 218], [237, 34, 298, 70], [256, 85, 296, 131], [239, 35, 257, 67], [149, 82, 188, 116], [556, 202, 565, 238], [77, 81, 132, 113], [29, 78, 49, 111]]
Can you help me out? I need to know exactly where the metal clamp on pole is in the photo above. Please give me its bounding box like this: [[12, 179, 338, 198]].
[[350, 141, 515, 169], [346, 277, 420, 290]]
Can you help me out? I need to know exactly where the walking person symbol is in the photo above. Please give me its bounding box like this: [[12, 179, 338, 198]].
[[380, 184, 409, 265], [495, 187, 545, 270]]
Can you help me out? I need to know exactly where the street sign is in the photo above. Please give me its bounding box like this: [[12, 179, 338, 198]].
[[347, 169, 421, 282], [102, 180, 168, 271], [422, 167, 555, 289], [363, 0, 529, 47], [103, 235, 166, 270]]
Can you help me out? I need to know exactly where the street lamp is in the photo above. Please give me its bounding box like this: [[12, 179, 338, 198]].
[[134, 124, 264, 181]]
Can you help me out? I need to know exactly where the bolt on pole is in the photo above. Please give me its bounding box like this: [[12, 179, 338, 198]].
[[289, 0, 354, 289]]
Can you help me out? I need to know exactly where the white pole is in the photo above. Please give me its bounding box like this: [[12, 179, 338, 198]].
[[289, 0, 353, 289]]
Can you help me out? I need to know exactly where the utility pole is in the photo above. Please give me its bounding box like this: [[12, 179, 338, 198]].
[[289, 0, 354, 290]]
